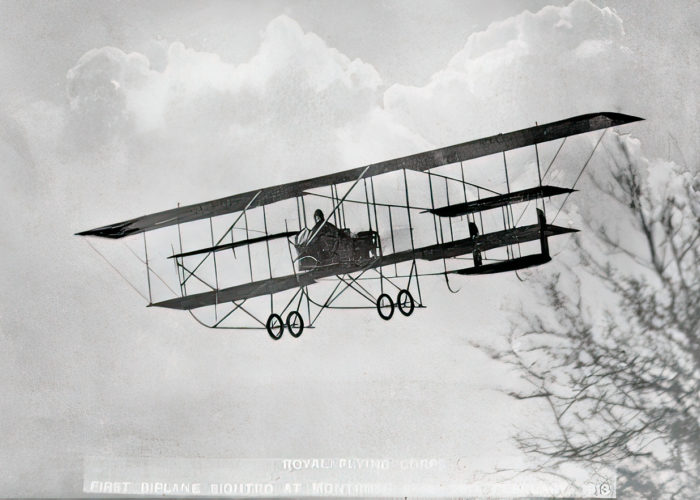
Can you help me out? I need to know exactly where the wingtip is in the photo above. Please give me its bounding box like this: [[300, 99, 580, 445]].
[[602, 111, 645, 125], [73, 221, 138, 239], [75, 229, 102, 237]]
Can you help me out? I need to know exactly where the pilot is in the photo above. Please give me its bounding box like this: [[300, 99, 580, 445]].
[[295, 209, 340, 247], [310, 209, 339, 239]]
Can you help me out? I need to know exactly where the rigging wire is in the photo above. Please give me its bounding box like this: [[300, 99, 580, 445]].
[[84, 238, 148, 301], [542, 136, 568, 179], [552, 129, 607, 223], [513, 137, 568, 227], [122, 241, 180, 297]]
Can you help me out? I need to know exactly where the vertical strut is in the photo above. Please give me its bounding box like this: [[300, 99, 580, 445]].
[[460, 161, 472, 225], [143, 232, 153, 304], [171, 244, 185, 298], [262, 205, 273, 312], [296, 196, 303, 232], [403, 168, 417, 286], [402, 169, 422, 306], [370, 177, 383, 293], [330, 185, 338, 227], [300, 195, 308, 228], [176, 203, 187, 295], [402, 169, 416, 252], [444, 177, 454, 242], [363, 178, 373, 231], [476, 188, 487, 261], [209, 217, 219, 320], [502, 151, 512, 194], [244, 211, 253, 282], [534, 126, 545, 217], [284, 219, 299, 282], [370, 177, 380, 249], [428, 173, 440, 244], [338, 184, 347, 228], [388, 206, 398, 276], [502, 151, 513, 259], [476, 188, 485, 235]]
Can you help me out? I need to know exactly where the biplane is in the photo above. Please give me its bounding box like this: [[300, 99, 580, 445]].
[[77, 112, 642, 340]]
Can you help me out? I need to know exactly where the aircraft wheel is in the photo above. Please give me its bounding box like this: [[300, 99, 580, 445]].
[[376, 293, 394, 321], [287, 311, 304, 338], [266, 313, 284, 340], [397, 289, 415, 317]]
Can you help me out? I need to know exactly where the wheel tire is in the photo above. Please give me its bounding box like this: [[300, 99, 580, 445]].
[[397, 289, 415, 317], [376, 293, 394, 321], [287, 311, 304, 338], [266, 313, 284, 340]]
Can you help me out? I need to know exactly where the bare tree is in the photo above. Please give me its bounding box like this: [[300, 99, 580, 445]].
[[490, 135, 699, 499]]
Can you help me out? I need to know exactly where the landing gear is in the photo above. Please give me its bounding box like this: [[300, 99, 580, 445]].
[[376, 293, 394, 320], [266, 313, 284, 340], [286, 311, 304, 338], [397, 289, 414, 316]]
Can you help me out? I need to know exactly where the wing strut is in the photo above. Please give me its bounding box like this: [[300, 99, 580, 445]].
[[179, 190, 261, 287]]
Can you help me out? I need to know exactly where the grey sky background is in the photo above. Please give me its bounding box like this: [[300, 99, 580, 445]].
[[0, 0, 697, 496]]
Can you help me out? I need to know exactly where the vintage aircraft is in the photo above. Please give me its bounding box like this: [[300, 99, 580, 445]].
[[77, 112, 642, 339]]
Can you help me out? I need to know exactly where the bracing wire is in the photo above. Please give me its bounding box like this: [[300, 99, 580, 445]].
[[552, 129, 607, 223], [542, 136, 568, 179], [122, 241, 181, 298], [514, 137, 568, 227], [84, 238, 148, 301]]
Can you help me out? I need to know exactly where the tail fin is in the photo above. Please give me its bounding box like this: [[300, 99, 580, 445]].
[[537, 209, 549, 258]]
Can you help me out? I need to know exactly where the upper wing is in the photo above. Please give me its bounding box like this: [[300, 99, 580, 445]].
[[77, 112, 641, 239]]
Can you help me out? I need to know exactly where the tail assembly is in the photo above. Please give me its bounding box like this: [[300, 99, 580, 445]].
[[453, 208, 561, 276]]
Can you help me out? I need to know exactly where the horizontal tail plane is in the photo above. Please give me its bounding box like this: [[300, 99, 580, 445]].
[[451, 208, 559, 275], [425, 185, 575, 217], [454, 253, 551, 275]]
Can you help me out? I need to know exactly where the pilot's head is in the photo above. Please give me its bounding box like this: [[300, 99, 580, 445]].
[[313, 209, 324, 224]]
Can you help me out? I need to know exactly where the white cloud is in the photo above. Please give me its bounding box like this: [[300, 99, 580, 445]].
[[65, 15, 382, 141], [384, 0, 633, 146], [56, 15, 399, 213]]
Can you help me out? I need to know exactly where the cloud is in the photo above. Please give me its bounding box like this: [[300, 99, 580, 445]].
[[64, 15, 383, 150], [384, 0, 633, 146], [52, 15, 414, 216]]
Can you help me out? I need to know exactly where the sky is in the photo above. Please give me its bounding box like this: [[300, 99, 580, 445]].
[[0, 0, 697, 496]]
